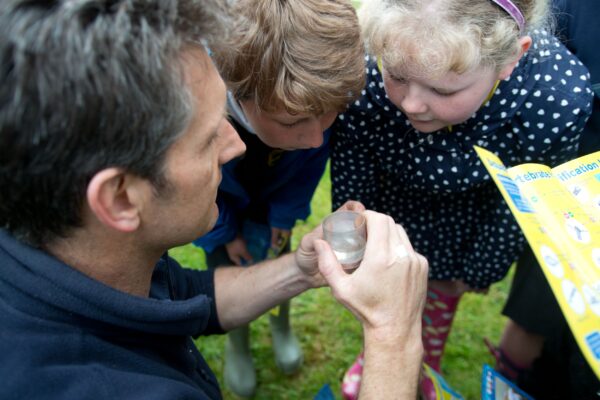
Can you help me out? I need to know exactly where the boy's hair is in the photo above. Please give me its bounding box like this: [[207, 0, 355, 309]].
[[213, 0, 365, 115], [0, 0, 229, 247], [359, 0, 550, 79]]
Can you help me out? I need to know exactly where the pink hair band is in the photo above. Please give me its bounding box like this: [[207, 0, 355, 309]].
[[491, 0, 525, 33]]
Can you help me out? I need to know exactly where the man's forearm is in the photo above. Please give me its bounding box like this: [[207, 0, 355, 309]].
[[213, 253, 313, 330], [359, 328, 424, 399]]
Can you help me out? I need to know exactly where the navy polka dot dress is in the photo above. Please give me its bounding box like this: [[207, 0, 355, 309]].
[[331, 31, 593, 288]]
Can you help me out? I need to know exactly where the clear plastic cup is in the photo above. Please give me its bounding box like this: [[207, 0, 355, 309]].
[[322, 211, 366, 272]]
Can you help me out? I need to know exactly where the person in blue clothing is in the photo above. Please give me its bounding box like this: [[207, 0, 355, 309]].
[[0, 1, 431, 400], [490, 0, 600, 398], [192, 0, 365, 396], [329, 0, 594, 399]]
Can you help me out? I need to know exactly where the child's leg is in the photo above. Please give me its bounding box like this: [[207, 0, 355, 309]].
[[205, 246, 257, 397], [341, 352, 364, 400], [419, 280, 464, 400], [421, 280, 463, 372], [494, 244, 552, 382], [269, 299, 303, 374], [243, 220, 303, 374], [224, 325, 257, 397], [484, 319, 543, 382]]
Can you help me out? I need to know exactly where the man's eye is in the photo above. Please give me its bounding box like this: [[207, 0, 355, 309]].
[[209, 133, 219, 144]]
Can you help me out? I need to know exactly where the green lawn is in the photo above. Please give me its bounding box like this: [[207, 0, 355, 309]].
[[169, 167, 513, 399]]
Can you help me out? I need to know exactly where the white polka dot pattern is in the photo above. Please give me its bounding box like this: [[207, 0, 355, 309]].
[[330, 30, 593, 288]]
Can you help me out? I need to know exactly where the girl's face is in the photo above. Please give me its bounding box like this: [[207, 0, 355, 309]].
[[381, 63, 503, 133]]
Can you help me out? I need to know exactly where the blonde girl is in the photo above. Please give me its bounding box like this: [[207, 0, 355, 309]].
[[330, 0, 593, 398]]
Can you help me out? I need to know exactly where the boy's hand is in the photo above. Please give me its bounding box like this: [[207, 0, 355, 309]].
[[225, 236, 253, 265], [270, 227, 291, 255]]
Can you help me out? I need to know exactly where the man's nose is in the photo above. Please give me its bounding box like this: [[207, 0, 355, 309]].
[[219, 120, 246, 164]]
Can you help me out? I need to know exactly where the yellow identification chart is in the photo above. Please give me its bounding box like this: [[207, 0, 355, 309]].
[[422, 364, 464, 400], [475, 146, 600, 379]]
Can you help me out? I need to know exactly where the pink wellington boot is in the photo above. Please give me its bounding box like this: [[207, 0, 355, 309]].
[[420, 373, 437, 400], [419, 287, 461, 400], [341, 352, 364, 400]]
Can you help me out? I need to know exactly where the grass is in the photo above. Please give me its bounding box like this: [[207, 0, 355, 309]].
[[169, 166, 513, 399]]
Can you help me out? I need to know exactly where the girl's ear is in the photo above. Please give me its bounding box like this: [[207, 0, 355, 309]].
[[86, 168, 145, 232], [498, 36, 533, 81]]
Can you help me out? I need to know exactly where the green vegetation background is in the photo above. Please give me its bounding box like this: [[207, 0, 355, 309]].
[[170, 166, 512, 399]]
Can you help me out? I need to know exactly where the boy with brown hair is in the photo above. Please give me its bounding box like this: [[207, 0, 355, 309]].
[[193, 0, 365, 396]]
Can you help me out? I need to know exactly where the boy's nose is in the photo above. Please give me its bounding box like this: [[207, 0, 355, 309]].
[[301, 112, 337, 149], [302, 124, 325, 148]]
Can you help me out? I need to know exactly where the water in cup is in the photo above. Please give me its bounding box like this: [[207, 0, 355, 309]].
[[330, 236, 366, 265], [322, 210, 367, 272]]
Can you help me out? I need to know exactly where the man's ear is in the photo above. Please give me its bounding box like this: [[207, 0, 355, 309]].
[[87, 168, 146, 232], [498, 36, 532, 81]]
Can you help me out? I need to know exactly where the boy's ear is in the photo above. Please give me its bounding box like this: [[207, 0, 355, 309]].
[[86, 168, 145, 232], [498, 35, 532, 81]]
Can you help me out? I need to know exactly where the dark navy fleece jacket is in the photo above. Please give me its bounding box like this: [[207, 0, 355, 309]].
[[0, 229, 225, 399]]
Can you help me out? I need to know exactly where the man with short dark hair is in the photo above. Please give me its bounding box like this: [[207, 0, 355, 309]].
[[0, 1, 428, 399]]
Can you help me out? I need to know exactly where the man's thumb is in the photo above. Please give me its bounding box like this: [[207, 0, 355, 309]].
[[314, 239, 345, 285]]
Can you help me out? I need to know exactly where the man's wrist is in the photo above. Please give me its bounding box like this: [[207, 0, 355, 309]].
[[279, 252, 317, 293], [363, 325, 424, 359], [361, 327, 423, 399]]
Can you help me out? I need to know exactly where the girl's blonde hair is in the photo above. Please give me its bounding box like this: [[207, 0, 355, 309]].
[[213, 0, 365, 115], [360, 0, 550, 79]]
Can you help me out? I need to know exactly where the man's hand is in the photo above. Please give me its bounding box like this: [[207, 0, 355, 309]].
[[295, 200, 366, 286], [314, 211, 428, 399], [314, 211, 428, 339], [225, 236, 253, 265], [335, 200, 366, 213]]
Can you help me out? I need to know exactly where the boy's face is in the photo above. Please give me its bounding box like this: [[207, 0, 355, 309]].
[[240, 100, 337, 150]]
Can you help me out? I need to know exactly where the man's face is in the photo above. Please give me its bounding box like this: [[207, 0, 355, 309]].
[[240, 100, 337, 150], [144, 48, 245, 249]]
